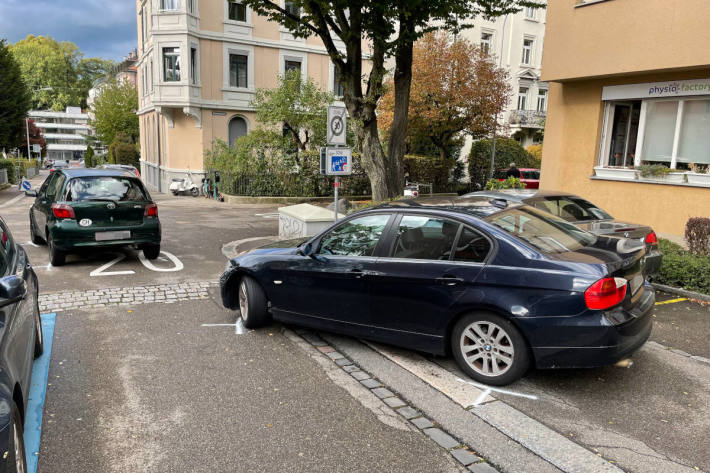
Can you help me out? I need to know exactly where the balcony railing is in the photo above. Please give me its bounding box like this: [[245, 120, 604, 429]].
[[509, 110, 546, 128]]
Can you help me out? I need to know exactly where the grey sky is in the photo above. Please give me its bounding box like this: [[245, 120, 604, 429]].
[[0, 0, 137, 61]]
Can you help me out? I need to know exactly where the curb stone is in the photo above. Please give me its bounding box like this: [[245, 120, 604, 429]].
[[283, 326, 501, 472], [652, 283, 710, 303]]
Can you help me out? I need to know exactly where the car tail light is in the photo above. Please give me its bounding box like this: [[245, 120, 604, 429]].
[[144, 203, 158, 217], [645, 232, 658, 245], [52, 203, 75, 219], [585, 277, 627, 310]]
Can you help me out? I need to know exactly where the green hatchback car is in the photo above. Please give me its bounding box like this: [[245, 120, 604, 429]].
[[26, 169, 161, 266]]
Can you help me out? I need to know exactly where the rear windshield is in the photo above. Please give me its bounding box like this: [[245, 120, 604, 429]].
[[528, 196, 612, 222], [486, 206, 597, 254], [63, 177, 148, 202]]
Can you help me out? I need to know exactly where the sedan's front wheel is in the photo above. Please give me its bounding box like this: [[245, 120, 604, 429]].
[[238, 276, 269, 329], [452, 312, 530, 386], [34, 301, 44, 358], [8, 403, 27, 473]]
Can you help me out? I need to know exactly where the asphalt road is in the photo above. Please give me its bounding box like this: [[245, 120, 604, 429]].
[[3, 170, 709, 473]]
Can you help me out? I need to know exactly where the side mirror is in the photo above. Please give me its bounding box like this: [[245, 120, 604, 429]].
[[0, 276, 27, 307], [25, 190, 37, 197], [301, 243, 313, 256]]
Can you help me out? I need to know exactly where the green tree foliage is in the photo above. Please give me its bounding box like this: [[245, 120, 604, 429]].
[[485, 176, 526, 190], [84, 145, 96, 168], [0, 39, 31, 152], [109, 134, 139, 167], [10, 35, 113, 110], [91, 79, 139, 147], [251, 69, 334, 151], [468, 138, 537, 187], [242, 0, 542, 201]]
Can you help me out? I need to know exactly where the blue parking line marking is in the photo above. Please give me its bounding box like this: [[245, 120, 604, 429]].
[[24, 313, 56, 473]]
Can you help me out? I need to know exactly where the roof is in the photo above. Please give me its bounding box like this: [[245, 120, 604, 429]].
[[464, 190, 576, 202], [372, 195, 523, 218], [57, 168, 139, 179]]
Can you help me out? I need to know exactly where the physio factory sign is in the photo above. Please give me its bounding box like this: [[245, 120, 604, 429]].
[[602, 78, 710, 101]]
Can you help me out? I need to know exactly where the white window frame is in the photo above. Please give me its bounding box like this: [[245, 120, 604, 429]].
[[223, 43, 254, 91], [150, 59, 154, 91], [599, 96, 710, 169], [187, 0, 197, 15], [537, 89, 548, 112], [224, 0, 251, 24], [190, 43, 200, 86], [524, 7, 536, 20], [279, 50, 307, 82], [517, 87, 529, 111], [160, 44, 182, 83], [480, 30, 494, 56], [521, 37, 534, 65]]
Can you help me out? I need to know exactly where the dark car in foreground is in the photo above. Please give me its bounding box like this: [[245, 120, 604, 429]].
[[0, 216, 43, 472], [26, 169, 161, 266], [466, 190, 662, 275], [220, 196, 655, 385]]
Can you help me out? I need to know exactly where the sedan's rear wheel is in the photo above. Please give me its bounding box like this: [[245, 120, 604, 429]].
[[238, 276, 269, 329], [8, 403, 27, 473], [452, 312, 530, 386]]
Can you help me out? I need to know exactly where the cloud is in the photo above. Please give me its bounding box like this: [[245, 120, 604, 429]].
[[0, 0, 137, 60]]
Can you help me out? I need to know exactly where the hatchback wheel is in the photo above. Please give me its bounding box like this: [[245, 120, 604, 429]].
[[452, 312, 530, 386], [238, 276, 269, 329], [143, 244, 160, 260], [8, 403, 27, 473], [47, 233, 65, 266]]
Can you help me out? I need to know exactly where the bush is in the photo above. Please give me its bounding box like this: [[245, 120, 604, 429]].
[[403, 154, 456, 190], [84, 145, 96, 168], [484, 177, 526, 190], [526, 144, 542, 161], [0, 159, 17, 184], [655, 239, 710, 295], [637, 163, 672, 177], [685, 217, 710, 256], [468, 138, 537, 188], [109, 134, 140, 167]]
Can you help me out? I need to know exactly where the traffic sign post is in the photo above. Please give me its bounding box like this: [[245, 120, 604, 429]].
[[327, 105, 347, 146], [320, 147, 352, 222]]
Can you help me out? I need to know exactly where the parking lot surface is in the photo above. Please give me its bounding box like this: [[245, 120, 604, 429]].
[[3, 172, 709, 473]]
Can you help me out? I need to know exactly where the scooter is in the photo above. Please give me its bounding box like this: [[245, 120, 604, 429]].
[[169, 171, 200, 197]]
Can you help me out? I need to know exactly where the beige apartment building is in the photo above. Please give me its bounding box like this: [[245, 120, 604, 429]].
[[541, 0, 710, 237], [135, 0, 347, 192]]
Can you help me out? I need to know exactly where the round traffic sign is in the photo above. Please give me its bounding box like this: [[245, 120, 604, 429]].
[[330, 116, 344, 136]]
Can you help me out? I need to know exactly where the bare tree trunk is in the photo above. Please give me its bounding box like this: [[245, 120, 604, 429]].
[[351, 113, 389, 201]]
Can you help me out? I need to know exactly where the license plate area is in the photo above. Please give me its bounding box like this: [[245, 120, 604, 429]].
[[95, 230, 131, 241]]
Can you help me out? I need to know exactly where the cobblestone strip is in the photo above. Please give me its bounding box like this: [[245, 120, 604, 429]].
[[289, 327, 501, 473], [39, 280, 218, 313]]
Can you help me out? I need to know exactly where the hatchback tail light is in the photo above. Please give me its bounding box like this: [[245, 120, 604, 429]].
[[645, 232, 658, 245], [144, 203, 158, 217], [585, 277, 627, 310], [52, 203, 75, 219]]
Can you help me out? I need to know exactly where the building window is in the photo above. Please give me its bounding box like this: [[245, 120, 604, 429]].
[[228, 1, 247, 21], [187, 0, 195, 14], [228, 116, 248, 146], [517, 87, 528, 110], [480, 32, 492, 56], [333, 66, 344, 97], [190, 47, 198, 85], [284, 1, 300, 18], [522, 39, 533, 65], [160, 0, 179, 11], [285, 60, 301, 73], [525, 7, 536, 19], [162, 47, 181, 82], [605, 101, 641, 168], [139, 11, 144, 52], [537, 89, 547, 112], [229, 54, 248, 88], [150, 59, 154, 91]]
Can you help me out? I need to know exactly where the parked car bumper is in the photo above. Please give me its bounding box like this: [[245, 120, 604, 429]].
[[519, 284, 655, 369], [48, 220, 161, 251], [645, 249, 663, 276]]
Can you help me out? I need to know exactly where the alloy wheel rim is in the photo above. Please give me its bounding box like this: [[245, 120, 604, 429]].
[[13, 417, 25, 473], [238, 282, 248, 320], [460, 321, 515, 377]]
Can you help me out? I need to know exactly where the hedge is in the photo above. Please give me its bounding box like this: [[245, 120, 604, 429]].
[[468, 138, 538, 188], [653, 239, 710, 295], [403, 154, 456, 190], [0, 160, 16, 184]]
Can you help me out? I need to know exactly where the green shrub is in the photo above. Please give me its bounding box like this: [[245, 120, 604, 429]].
[[109, 134, 140, 167], [403, 154, 456, 190], [468, 138, 537, 188], [0, 159, 17, 184], [84, 145, 96, 168], [484, 176, 526, 190], [637, 163, 672, 177], [526, 144, 542, 161], [654, 239, 710, 295]]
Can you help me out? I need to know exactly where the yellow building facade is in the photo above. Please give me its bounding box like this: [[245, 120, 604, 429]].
[[135, 0, 347, 192], [540, 0, 710, 237]]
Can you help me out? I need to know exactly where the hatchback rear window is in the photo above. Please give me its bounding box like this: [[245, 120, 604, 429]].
[[486, 206, 597, 254], [64, 177, 148, 202]]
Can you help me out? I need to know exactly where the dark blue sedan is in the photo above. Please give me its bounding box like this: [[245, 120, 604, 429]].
[[220, 197, 655, 385]]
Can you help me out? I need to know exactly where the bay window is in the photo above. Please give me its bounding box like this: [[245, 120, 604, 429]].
[[160, 0, 178, 11], [163, 47, 181, 82]]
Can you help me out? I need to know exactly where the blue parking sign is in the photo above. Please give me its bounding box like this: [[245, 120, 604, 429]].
[[325, 147, 352, 176], [331, 155, 348, 173]]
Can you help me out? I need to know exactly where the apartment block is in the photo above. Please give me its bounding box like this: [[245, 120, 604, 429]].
[[30, 107, 90, 162], [136, 0, 346, 192]]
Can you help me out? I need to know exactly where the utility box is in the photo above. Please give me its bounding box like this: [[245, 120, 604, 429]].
[[278, 204, 345, 239]]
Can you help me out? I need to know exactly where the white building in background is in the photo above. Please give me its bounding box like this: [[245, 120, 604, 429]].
[[29, 107, 90, 161], [459, 3, 548, 152]]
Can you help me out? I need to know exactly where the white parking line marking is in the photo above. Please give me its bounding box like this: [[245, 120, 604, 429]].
[[254, 212, 280, 219], [138, 250, 184, 272], [456, 377, 538, 403], [201, 317, 247, 335], [90, 253, 135, 277]]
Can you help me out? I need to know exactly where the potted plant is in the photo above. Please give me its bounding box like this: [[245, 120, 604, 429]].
[[636, 163, 687, 183], [686, 163, 710, 186]]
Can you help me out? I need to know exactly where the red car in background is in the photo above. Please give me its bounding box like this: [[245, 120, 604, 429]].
[[494, 168, 540, 189]]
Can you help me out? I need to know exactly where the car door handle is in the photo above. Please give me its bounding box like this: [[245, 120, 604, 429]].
[[435, 276, 464, 286], [347, 269, 381, 279]]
